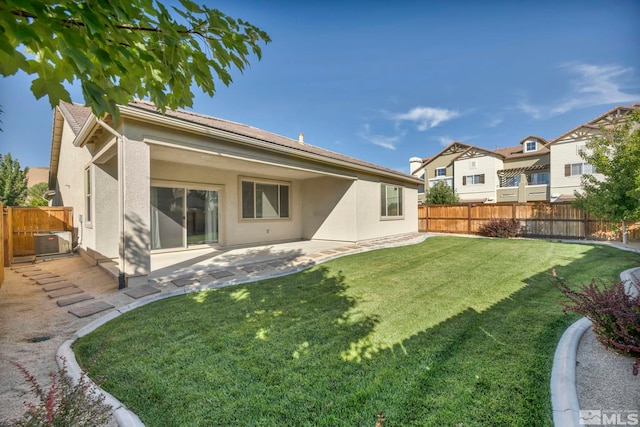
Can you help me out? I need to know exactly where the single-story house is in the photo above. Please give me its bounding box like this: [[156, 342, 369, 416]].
[[49, 100, 421, 285]]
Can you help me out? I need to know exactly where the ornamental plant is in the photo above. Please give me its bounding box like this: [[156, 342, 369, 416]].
[[2, 357, 112, 426], [478, 218, 521, 238], [554, 270, 640, 375]]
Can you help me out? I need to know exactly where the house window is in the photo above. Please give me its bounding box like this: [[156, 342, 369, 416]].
[[241, 179, 290, 219], [525, 141, 537, 152], [462, 174, 485, 185], [529, 172, 550, 185], [565, 163, 596, 177], [504, 175, 520, 187], [435, 167, 446, 177], [84, 167, 91, 223], [380, 184, 403, 218]]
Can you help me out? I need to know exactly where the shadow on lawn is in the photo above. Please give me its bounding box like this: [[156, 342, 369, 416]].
[[73, 242, 640, 426]]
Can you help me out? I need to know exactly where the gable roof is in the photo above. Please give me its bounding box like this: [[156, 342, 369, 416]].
[[52, 100, 421, 185], [549, 104, 640, 145], [494, 142, 550, 159]]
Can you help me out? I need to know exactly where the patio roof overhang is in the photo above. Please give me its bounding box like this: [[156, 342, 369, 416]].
[[497, 164, 550, 178]]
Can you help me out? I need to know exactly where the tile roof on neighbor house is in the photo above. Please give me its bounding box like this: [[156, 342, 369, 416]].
[[493, 143, 550, 160], [123, 100, 420, 182], [53, 101, 420, 183]]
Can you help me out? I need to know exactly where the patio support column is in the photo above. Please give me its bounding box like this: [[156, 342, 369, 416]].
[[118, 136, 151, 286]]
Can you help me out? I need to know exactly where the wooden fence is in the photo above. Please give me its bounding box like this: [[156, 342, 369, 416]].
[[0, 203, 3, 285], [3, 207, 74, 265], [418, 202, 640, 241]]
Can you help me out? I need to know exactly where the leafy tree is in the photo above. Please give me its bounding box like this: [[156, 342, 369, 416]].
[[424, 179, 460, 205], [0, 153, 29, 206], [0, 0, 271, 121], [573, 110, 640, 244], [26, 181, 49, 206]]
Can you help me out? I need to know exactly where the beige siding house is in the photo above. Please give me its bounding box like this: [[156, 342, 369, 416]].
[[549, 104, 639, 201], [49, 101, 421, 286]]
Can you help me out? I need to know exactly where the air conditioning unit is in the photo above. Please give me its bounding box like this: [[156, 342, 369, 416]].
[[34, 232, 72, 256]]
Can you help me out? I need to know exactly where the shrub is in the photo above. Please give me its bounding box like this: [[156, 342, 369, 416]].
[[424, 180, 459, 205], [3, 357, 112, 426], [554, 270, 640, 375], [478, 218, 521, 238]]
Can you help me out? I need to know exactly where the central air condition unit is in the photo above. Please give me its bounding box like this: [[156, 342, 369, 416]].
[[34, 232, 72, 256]]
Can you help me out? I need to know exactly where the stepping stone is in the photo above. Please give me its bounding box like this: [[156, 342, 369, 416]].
[[305, 253, 323, 259], [35, 277, 65, 285], [57, 293, 94, 307], [267, 261, 287, 268], [23, 270, 48, 277], [241, 265, 264, 273], [172, 277, 200, 287], [29, 273, 60, 281], [345, 245, 361, 250], [43, 282, 76, 292], [17, 268, 42, 274], [48, 287, 83, 299], [321, 250, 337, 255], [68, 301, 114, 318], [124, 285, 161, 299], [210, 270, 234, 279], [334, 247, 350, 252]]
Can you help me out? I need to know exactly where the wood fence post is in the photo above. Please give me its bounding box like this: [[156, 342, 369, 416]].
[[426, 205, 430, 232], [467, 204, 471, 234]]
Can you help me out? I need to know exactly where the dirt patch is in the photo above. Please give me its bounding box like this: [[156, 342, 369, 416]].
[[0, 255, 120, 423]]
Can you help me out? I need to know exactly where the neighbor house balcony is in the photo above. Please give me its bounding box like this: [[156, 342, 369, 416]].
[[496, 165, 550, 203]]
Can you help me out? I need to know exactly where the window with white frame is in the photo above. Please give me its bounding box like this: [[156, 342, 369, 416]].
[[241, 178, 290, 219], [380, 183, 403, 218], [85, 167, 91, 223], [435, 167, 446, 177], [525, 141, 537, 152], [565, 163, 596, 177], [463, 174, 485, 185]]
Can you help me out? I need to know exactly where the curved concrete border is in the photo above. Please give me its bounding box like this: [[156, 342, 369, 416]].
[[57, 234, 430, 426], [550, 265, 640, 427]]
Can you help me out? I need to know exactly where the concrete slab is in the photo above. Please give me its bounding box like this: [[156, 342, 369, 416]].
[[68, 301, 114, 318], [35, 277, 66, 285], [20, 269, 44, 276], [48, 287, 82, 299], [29, 273, 60, 281], [42, 282, 76, 292], [172, 277, 200, 287], [57, 293, 94, 307], [124, 285, 161, 299], [210, 270, 234, 279]]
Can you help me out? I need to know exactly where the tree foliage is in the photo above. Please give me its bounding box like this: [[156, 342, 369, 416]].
[[573, 110, 640, 243], [26, 181, 49, 206], [424, 179, 460, 205], [0, 153, 29, 206], [0, 0, 271, 121]]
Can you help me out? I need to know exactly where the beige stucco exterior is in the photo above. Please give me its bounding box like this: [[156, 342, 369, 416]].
[[453, 154, 503, 202], [50, 102, 420, 285]]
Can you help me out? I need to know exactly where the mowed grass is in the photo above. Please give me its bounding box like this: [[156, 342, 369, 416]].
[[74, 237, 640, 426]]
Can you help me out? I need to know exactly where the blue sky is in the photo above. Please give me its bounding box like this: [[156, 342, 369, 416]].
[[1, 0, 639, 174]]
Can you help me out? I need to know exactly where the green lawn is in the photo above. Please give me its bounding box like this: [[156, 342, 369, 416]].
[[74, 237, 640, 426]]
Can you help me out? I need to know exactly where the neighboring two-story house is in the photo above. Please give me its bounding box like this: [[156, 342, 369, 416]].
[[411, 103, 639, 204]]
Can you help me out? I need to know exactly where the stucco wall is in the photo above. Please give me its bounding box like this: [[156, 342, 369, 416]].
[[454, 156, 503, 201], [301, 177, 357, 241], [550, 139, 602, 198], [93, 156, 119, 258], [52, 119, 95, 251]]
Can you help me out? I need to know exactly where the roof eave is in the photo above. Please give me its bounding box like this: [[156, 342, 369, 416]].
[[118, 105, 421, 185]]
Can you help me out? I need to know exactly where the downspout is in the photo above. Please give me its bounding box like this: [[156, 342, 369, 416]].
[[95, 118, 127, 289]]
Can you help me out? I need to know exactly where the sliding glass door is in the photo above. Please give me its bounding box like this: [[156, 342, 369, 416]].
[[151, 186, 219, 250]]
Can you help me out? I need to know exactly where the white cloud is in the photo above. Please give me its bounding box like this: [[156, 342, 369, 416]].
[[358, 124, 404, 150], [392, 106, 460, 130], [436, 136, 454, 147], [517, 63, 640, 119], [486, 116, 504, 128]]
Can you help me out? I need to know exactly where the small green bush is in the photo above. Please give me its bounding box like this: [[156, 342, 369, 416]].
[[479, 219, 521, 238]]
